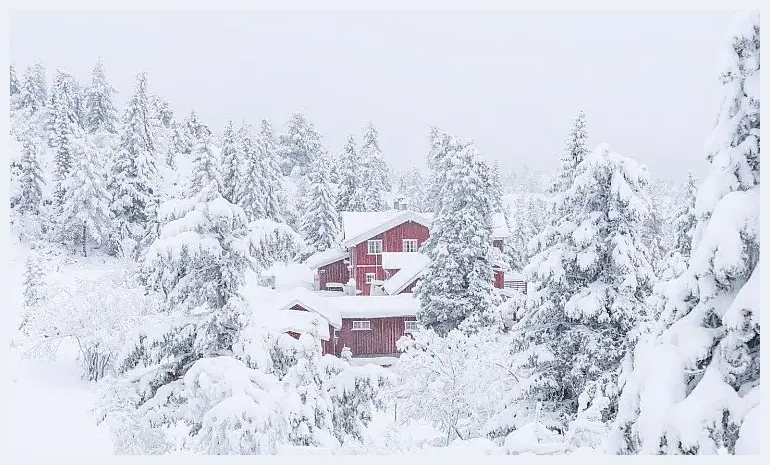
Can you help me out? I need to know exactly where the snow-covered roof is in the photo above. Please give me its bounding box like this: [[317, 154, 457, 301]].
[[492, 212, 511, 239], [263, 262, 315, 291], [321, 294, 419, 318], [340, 210, 433, 248], [241, 284, 342, 328], [303, 248, 348, 270], [265, 309, 332, 341], [382, 253, 430, 295]]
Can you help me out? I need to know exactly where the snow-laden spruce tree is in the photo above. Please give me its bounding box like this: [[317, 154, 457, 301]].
[[300, 162, 341, 255], [415, 138, 497, 335], [50, 71, 82, 204], [188, 123, 222, 196], [278, 111, 323, 176], [256, 119, 287, 222], [14, 126, 45, 216], [425, 126, 458, 214], [336, 134, 366, 212], [58, 137, 113, 257], [610, 12, 759, 455], [84, 58, 119, 135], [397, 166, 428, 212], [10, 64, 20, 95], [19, 252, 45, 336], [236, 120, 286, 222], [358, 122, 390, 211], [488, 143, 656, 439], [549, 110, 588, 195], [671, 172, 699, 259], [220, 120, 242, 204], [505, 196, 539, 272], [18, 63, 47, 115], [107, 72, 160, 258]]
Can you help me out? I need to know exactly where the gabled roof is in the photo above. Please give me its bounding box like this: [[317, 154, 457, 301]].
[[321, 294, 419, 318], [340, 210, 433, 248], [492, 212, 511, 239], [303, 248, 348, 270], [382, 253, 430, 295], [242, 285, 342, 329]]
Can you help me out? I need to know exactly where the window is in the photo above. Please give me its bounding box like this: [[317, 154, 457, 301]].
[[404, 321, 421, 333], [365, 273, 376, 284], [367, 240, 383, 255], [402, 239, 418, 253], [352, 321, 371, 331]]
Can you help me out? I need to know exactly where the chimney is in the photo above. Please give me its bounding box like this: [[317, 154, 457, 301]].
[[394, 196, 408, 211], [343, 278, 357, 296]]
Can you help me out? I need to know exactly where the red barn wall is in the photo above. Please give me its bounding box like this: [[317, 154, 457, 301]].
[[318, 259, 349, 291], [337, 316, 418, 357], [400, 279, 419, 294], [494, 269, 504, 289], [352, 220, 430, 295]]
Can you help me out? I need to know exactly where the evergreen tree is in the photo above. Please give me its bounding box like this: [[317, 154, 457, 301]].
[[50, 71, 82, 204], [220, 120, 241, 204], [490, 160, 507, 214], [278, 112, 323, 176], [15, 126, 45, 215], [107, 72, 160, 257], [490, 144, 655, 437], [425, 126, 458, 213], [611, 12, 759, 455], [415, 138, 496, 335], [20, 252, 45, 335], [188, 123, 221, 196], [18, 64, 47, 115], [396, 166, 428, 212], [301, 162, 341, 254], [549, 110, 588, 195], [336, 134, 366, 212], [256, 119, 286, 222], [671, 172, 698, 259], [58, 138, 113, 257], [10, 64, 20, 96], [84, 58, 119, 134], [358, 122, 390, 211], [182, 110, 203, 154], [32, 62, 48, 107]]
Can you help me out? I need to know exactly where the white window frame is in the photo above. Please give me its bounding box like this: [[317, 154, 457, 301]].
[[365, 272, 376, 284], [367, 240, 383, 255], [402, 239, 418, 253], [352, 320, 371, 331], [404, 321, 421, 333]]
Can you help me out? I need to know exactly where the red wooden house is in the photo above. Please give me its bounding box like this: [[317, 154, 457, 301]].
[[304, 207, 512, 296]]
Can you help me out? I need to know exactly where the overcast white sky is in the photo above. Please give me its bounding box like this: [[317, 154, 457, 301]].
[[11, 10, 735, 179]]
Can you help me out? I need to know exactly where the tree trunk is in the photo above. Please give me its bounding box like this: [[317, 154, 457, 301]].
[[82, 222, 87, 257]]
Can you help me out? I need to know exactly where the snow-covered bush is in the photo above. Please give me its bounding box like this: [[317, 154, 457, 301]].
[[395, 328, 510, 445], [322, 354, 395, 444], [248, 218, 307, 271], [24, 259, 161, 381]]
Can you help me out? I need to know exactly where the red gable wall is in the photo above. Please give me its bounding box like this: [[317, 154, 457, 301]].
[[317, 259, 350, 291], [336, 316, 418, 357], [351, 220, 430, 296]]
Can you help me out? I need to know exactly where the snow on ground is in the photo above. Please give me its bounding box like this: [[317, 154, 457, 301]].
[[8, 342, 114, 456], [8, 235, 114, 456]]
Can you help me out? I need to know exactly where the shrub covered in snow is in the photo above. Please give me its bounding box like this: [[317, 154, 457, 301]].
[[395, 328, 510, 445]]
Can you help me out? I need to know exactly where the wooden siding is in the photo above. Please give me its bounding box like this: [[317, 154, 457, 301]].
[[400, 279, 418, 294], [493, 239, 504, 252], [286, 305, 336, 355], [494, 269, 504, 289], [337, 316, 417, 357], [352, 221, 430, 295], [318, 259, 349, 291]]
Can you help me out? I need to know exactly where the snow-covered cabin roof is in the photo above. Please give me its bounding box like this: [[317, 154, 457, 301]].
[[492, 212, 510, 239], [340, 210, 433, 248], [321, 294, 419, 318], [266, 309, 332, 341], [263, 262, 315, 291], [303, 248, 348, 270], [243, 285, 342, 329], [382, 253, 430, 295]]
